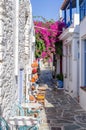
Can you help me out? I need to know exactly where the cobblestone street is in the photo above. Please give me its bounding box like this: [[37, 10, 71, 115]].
[[39, 68, 86, 130]]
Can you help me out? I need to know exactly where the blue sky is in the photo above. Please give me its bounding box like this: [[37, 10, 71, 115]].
[[30, 0, 63, 21]]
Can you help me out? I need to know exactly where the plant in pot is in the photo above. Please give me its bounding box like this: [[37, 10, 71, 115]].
[[56, 74, 63, 88]]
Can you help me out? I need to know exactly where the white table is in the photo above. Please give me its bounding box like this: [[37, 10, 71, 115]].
[[8, 116, 38, 130], [21, 102, 42, 109]]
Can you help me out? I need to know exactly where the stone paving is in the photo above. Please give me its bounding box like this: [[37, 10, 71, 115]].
[[39, 68, 86, 130]]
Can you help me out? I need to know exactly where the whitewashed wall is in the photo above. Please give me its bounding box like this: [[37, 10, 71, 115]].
[[59, 22, 79, 98], [0, 0, 34, 119], [63, 35, 79, 98], [80, 17, 86, 39], [0, 0, 17, 119], [22, 0, 35, 99], [80, 17, 86, 87], [79, 17, 86, 110]]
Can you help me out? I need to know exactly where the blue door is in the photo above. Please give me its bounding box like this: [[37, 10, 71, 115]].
[[19, 69, 24, 104]]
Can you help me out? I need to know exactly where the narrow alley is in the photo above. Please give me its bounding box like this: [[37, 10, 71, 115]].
[[1, 0, 86, 130], [39, 67, 86, 130]]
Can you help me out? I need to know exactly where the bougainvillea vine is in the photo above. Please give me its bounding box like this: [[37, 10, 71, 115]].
[[34, 19, 65, 62]]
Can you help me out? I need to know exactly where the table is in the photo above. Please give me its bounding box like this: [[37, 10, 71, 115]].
[[21, 102, 42, 109], [38, 87, 46, 91], [8, 116, 38, 130], [38, 87, 46, 95]]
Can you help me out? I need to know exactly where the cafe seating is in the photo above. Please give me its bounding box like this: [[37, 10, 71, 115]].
[[0, 117, 10, 130]]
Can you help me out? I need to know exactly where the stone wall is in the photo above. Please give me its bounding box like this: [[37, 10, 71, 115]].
[[19, 0, 34, 97], [19, 0, 26, 69], [0, 0, 35, 119], [0, 0, 17, 119], [19, 0, 34, 68]]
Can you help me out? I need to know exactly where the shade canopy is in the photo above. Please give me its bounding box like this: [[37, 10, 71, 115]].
[[61, 0, 83, 10]]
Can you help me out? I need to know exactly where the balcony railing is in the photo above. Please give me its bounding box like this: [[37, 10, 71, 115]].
[[80, 0, 86, 21], [60, 0, 82, 28]]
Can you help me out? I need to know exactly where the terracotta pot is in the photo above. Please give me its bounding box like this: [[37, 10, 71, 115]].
[[31, 61, 38, 68], [31, 63, 34, 68], [29, 95, 36, 101], [32, 68, 37, 74], [34, 74, 38, 80], [30, 77, 36, 82], [31, 85, 35, 90]]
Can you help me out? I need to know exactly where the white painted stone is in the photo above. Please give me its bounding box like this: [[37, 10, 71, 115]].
[[59, 18, 79, 98], [0, 0, 35, 119], [80, 88, 86, 111]]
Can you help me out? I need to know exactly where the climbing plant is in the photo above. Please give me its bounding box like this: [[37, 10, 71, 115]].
[[55, 41, 63, 56], [34, 17, 65, 62]]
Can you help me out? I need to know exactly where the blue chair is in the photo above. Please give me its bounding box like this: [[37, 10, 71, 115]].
[[22, 96, 40, 116], [16, 103, 41, 117], [0, 117, 10, 130], [22, 96, 30, 104], [16, 103, 25, 116], [18, 124, 39, 130], [27, 108, 40, 116], [11, 103, 25, 116]]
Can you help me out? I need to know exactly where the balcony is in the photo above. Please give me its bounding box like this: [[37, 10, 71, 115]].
[[60, 0, 83, 27], [80, 0, 86, 21]]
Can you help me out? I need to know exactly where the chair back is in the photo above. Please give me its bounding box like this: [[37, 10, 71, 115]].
[[22, 96, 30, 103], [16, 103, 25, 116], [0, 117, 9, 130], [11, 103, 25, 116], [18, 125, 38, 130]]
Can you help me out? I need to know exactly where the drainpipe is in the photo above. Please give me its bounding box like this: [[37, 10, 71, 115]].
[[15, 0, 19, 76]]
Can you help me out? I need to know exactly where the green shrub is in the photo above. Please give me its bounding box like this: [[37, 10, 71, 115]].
[[56, 74, 63, 81]]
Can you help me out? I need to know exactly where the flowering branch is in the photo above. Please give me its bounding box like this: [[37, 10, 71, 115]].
[[34, 18, 65, 62]]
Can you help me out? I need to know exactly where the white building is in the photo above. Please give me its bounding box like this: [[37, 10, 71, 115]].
[[79, 0, 86, 111], [0, 0, 35, 119], [59, 0, 80, 98], [59, 0, 86, 111]]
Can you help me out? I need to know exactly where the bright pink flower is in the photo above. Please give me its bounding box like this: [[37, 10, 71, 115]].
[[34, 20, 65, 61]]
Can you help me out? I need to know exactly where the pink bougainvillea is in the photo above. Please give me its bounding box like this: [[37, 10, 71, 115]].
[[34, 20, 65, 62]]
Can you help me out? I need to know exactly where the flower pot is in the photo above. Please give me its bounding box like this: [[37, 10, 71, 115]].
[[31, 85, 35, 90], [58, 80, 63, 88], [30, 77, 36, 82], [32, 68, 37, 74]]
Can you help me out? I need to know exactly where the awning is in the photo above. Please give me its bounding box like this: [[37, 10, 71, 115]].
[[61, 0, 83, 10]]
